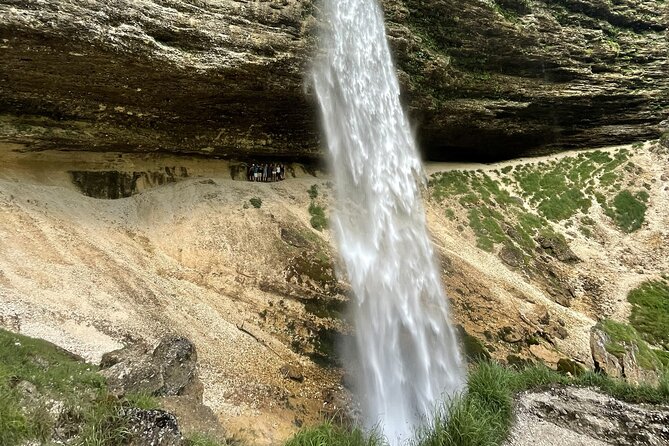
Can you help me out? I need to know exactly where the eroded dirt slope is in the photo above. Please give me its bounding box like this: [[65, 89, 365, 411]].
[[0, 140, 667, 442]]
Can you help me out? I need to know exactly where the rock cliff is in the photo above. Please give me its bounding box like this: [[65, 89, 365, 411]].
[[0, 0, 666, 159]]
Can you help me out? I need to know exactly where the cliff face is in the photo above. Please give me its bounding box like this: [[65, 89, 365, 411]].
[[387, 0, 668, 160], [0, 0, 666, 160], [0, 0, 318, 158]]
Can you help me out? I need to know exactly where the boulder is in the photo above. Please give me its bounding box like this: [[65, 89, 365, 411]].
[[536, 235, 580, 263], [499, 245, 524, 268], [152, 336, 198, 397], [557, 358, 586, 377], [500, 325, 525, 343], [100, 336, 199, 399], [280, 364, 305, 382], [123, 408, 183, 446], [529, 344, 561, 365], [590, 327, 624, 379], [508, 387, 669, 446], [589, 326, 660, 385]]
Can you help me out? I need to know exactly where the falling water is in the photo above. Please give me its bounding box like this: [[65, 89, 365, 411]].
[[312, 0, 466, 443]]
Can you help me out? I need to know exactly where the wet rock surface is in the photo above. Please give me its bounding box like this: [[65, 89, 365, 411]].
[[506, 386, 669, 446], [0, 0, 666, 159]]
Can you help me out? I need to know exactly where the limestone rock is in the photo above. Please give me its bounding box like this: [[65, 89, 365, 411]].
[[123, 408, 183, 446], [280, 364, 304, 382], [152, 336, 198, 397], [536, 235, 580, 263], [100, 336, 199, 399], [590, 327, 624, 379], [590, 326, 660, 385], [280, 228, 310, 249], [500, 325, 525, 343], [507, 387, 669, 446], [499, 245, 524, 268], [529, 344, 561, 365], [0, 0, 666, 159], [557, 358, 586, 377]]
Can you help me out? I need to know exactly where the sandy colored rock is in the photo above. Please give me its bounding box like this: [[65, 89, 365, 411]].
[[506, 387, 669, 446]]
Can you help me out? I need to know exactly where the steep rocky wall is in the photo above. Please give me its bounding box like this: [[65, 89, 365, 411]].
[[0, 0, 666, 160], [388, 0, 669, 160], [0, 0, 319, 158]]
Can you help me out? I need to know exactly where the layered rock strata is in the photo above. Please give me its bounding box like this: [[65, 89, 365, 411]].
[[0, 0, 667, 159]]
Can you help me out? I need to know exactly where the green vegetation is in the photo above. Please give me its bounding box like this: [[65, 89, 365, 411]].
[[598, 320, 668, 370], [604, 189, 648, 233], [249, 197, 262, 208], [287, 362, 669, 446], [427, 148, 647, 257], [309, 203, 328, 231], [125, 391, 159, 410], [468, 207, 507, 252], [285, 422, 380, 446], [308, 184, 319, 200], [0, 329, 229, 446], [0, 329, 127, 445], [511, 150, 624, 222], [628, 278, 669, 349]]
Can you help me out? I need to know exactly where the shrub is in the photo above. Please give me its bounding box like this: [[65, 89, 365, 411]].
[[285, 422, 381, 446], [309, 203, 328, 231], [308, 185, 319, 200], [249, 197, 262, 208]]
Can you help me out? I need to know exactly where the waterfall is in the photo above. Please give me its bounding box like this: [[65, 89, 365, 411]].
[[312, 0, 466, 443]]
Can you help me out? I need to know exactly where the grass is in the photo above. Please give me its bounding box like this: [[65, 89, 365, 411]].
[[628, 278, 669, 349], [605, 189, 648, 233], [125, 391, 159, 410], [0, 328, 128, 446], [0, 329, 226, 445], [597, 319, 666, 370], [285, 422, 381, 446], [249, 197, 262, 208], [288, 361, 669, 446], [468, 207, 507, 252]]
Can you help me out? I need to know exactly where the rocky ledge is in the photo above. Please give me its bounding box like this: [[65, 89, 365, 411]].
[[507, 386, 669, 446], [0, 0, 667, 160]]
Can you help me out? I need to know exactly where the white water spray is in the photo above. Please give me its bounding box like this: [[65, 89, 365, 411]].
[[312, 0, 466, 443]]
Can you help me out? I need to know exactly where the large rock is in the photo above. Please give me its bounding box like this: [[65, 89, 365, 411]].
[[536, 234, 580, 263], [123, 408, 183, 446], [590, 326, 624, 379], [590, 326, 660, 385], [100, 336, 199, 398], [507, 386, 669, 446], [0, 0, 666, 160]]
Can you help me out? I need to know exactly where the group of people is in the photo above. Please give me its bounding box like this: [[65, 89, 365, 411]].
[[247, 163, 286, 182]]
